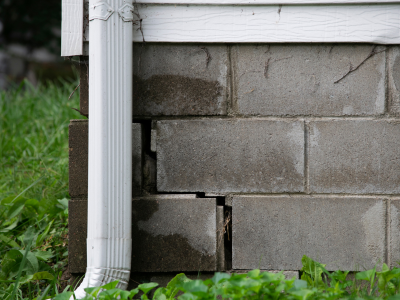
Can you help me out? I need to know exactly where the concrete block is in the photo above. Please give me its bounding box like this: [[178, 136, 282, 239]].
[[69, 120, 88, 198], [132, 44, 229, 117], [132, 123, 143, 196], [389, 47, 400, 115], [309, 120, 400, 194], [68, 199, 87, 273], [232, 195, 386, 271], [233, 45, 385, 116], [156, 119, 304, 193], [389, 199, 400, 269], [69, 121, 143, 197], [131, 196, 219, 272]]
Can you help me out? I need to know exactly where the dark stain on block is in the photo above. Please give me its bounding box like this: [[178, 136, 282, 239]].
[[131, 198, 217, 272], [69, 120, 88, 198], [133, 74, 223, 117], [69, 199, 88, 273]]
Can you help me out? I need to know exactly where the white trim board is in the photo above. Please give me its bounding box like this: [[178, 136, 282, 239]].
[[61, 0, 83, 56], [131, 4, 400, 44]]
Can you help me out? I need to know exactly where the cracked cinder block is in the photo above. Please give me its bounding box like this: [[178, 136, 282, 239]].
[[69, 199, 87, 273], [309, 120, 400, 194], [132, 44, 229, 117], [69, 121, 143, 197], [131, 196, 220, 272], [233, 195, 386, 271], [156, 119, 305, 193], [233, 44, 385, 116]]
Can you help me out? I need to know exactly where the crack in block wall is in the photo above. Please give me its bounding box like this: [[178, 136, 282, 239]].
[[69, 44, 400, 279]]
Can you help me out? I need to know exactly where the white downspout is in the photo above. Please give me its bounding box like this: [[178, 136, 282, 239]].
[[73, 0, 133, 298]]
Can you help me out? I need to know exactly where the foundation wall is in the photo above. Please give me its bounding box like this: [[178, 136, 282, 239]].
[[69, 44, 400, 280]]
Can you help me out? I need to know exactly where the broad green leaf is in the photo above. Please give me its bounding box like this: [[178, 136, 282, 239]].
[[210, 272, 231, 285], [1, 249, 23, 278], [34, 250, 54, 262], [0, 233, 20, 248], [180, 280, 208, 296], [19, 250, 39, 274], [138, 282, 159, 294], [7, 200, 26, 219], [101, 280, 119, 290], [53, 292, 74, 300], [0, 218, 19, 233], [178, 292, 197, 300], [247, 269, 260, 279], [57, 198, 69, 210], [300, 255, 327, 287], [356, 269, 375, 281], [23, 226, 37, 247], [32, 271, 54, 281]]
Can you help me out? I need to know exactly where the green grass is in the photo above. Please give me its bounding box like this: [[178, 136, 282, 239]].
[[3, 79, 400, 300], [0, 78, 84, 299]]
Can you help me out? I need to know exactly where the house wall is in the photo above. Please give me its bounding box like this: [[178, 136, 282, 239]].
[[69, 43, 400, 284]]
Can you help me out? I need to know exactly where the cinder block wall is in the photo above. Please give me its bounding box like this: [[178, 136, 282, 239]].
[[69, 44, 400, 283]]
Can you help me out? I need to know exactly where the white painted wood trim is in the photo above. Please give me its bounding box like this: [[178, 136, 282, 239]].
[[61, 0, 84, 56], [136, 0, 400, 4], [131, 4, 400, 44]]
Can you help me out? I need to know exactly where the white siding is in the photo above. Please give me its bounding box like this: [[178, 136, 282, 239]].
[[132, 4, 400, 44], [61, 0, 83, 56]]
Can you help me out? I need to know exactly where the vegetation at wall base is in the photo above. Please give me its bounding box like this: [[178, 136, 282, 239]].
[[0, 78, 84, 299], [3, 80, 400, 299]]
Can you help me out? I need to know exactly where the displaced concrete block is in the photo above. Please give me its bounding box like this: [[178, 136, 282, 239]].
[[69, 120, 88, 198], [233, 45, 385, 116], [156, 119, 305, 193], [389, 47, 400, 115], [69, 121, 143, 197], [389, 199, 400, 269], [232, 195, 386, 271], [132, 44, 229, 117], [68, 199, 87, 273], [309, 120, 400, 194], [131, 196, 220, 272]]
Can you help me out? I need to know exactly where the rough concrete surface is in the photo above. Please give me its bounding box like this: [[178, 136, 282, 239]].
[[131, 196, 218, 272], [309, 120, 400, 194], [69, 121, 143, 197], [233, 44, 385, 116], [68, 199, 88, 273], [390, 199, 400, 269], [389, 47, 400, 115], [69, 120, 88, 197], [156, 119, 305, 193], [132, 44, 229, 116], [132, 123, 143, 196], [232, 196, 386, 271]]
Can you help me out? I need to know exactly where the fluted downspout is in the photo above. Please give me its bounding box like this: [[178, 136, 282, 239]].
[[73, 0, 133, 298]]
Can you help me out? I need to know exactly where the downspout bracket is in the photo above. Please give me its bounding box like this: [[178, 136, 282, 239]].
[[118, 4, 135, 22], [89, 2, 114, 21]]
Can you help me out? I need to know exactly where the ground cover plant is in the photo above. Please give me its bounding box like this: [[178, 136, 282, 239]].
[[0, 78, 83, 299], [3, 80, 400, 300], [51, 255, 400, 300]]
